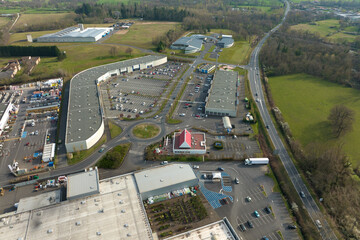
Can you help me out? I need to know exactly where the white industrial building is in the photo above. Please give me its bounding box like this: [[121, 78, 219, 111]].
[[0, 169, 153, 240], [216, 35, 234, 48], [205, 70, 239, 117], [37, 24, 113, 42], [42, 143, 55, 163], [134, 163, 199, 199], [65, 55, 167, 153], [0, 102, 12, 135]]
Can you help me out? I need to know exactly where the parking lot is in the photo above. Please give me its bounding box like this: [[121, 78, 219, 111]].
[[193, 162, 299, 240], [100, 61, 186, 119]]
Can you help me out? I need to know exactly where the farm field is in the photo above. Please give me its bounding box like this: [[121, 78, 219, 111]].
[[105, 22, 180, 49], [268, 73, 360, 165], [217, 41, 252, 65], [290, 19, 358, 42], [12, 13, 76, 32], [0, 17, 11, 27]]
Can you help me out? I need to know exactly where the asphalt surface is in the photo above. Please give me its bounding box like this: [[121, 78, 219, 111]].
[[248, 1, 337, 239]]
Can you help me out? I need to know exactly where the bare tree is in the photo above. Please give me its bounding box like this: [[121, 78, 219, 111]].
[[125, 47, 133, 56], [109, 46, 118, 57], [328, 105, 355, 138]]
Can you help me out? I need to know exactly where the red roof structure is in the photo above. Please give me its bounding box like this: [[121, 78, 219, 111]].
[[178, 129, 191, 148]]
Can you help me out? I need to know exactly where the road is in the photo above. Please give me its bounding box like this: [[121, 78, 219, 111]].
[[248, 1, 337, 239]]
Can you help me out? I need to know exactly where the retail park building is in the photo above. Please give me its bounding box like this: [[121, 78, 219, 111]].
[[65, 55, 167, 153]]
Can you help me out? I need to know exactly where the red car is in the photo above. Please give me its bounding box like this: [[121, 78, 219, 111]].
[[195, 114, 200, 118]]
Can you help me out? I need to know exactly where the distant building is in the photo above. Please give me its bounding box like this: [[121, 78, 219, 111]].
[[197, 63, 215, 74], [216, 35, 234, 48], [205, 70, 239, 117], [173, 129, 206, 154], [37, 24, 113, 43]]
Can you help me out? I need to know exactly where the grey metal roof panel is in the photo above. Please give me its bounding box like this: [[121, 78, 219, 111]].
[[134, 164, 197, 194], [205, 70, 238, 112]]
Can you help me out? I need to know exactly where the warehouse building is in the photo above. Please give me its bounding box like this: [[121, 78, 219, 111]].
[[0, 169, 153, 240], [0, 102, 12, 135], [173, 129, 206, 154], [205, 70, 239, 117], [37, 24, 113, 42], [170, 35, 204, 54], [197, 63, 215, 74], [65, 55, 167, 153], [134, 163, 198, 199], [216, 35, 234, 48]]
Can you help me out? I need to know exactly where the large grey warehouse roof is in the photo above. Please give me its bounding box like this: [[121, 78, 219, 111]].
[[205, 70, 238, 112], [66, 55, 165, 144], [172, 37, 202, 49], [134, 164, 197, 194]]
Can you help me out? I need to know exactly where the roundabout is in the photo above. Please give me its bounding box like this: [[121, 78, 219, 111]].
[[132, 123, 161, 139]]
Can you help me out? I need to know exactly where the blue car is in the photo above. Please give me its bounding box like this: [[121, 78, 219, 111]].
[[254, 210, 260, 218], [98, 148, 105, 153]]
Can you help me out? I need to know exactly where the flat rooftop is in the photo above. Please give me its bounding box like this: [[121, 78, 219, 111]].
[[38, 27, 111, 39], [66, 55, 166, 144], [67, 168, 99, 200], [173, 132, 206, 150], [134, 164, 197, 195], [0, 102, 9, 119], [0, 174, 152, 240], [205, 70, 238, 112], [165, 219, 237, 240], [17, 190, 61, 213]]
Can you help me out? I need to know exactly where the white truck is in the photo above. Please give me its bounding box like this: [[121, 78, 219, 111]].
[[244, 158, 269, 165]]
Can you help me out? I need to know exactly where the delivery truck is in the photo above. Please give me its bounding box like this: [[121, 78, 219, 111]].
[[244, 158, 269, 165]]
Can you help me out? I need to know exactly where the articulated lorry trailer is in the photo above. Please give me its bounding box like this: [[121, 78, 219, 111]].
[[244, 158, 269, 165]]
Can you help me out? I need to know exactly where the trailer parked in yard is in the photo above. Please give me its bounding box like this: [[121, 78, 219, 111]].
[[244, 158, 269, 165]]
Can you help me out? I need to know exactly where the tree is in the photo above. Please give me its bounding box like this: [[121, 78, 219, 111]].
[[125, 47, 133, 56], [328, 105, 355, 138], [109, 46, 118, 57]]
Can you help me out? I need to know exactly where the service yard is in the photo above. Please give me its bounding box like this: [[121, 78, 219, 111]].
[[100, 61, 187, 119]]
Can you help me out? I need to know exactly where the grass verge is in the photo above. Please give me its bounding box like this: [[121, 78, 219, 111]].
[[108, 120, 122, 139], [68, 135, 106, 165], [96, 143, 131, 169]]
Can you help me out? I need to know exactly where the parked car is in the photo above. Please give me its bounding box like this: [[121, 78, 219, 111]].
[[193, 165, 199, 169], [247, 220, 254, 228], [218, 167, 224, 171], [98, 148, 105, 153], [160, 161, 168, 165], [288, 225, 297, 229], [265, 206, 272, 214], [254, 210, 260, 218], [239, 224, 246, 232], [262, 237, 269, 240], [234, 178, 239, 184], [246, 196, 252, 202]]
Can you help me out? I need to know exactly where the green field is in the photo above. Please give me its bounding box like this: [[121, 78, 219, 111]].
[[29, 44, 143, 80], [0, 17, 11, 27], [217, 41, 252, 65], [12, 13, 76, 32], [290, 19, 358, 42], [105, 22, 180, 49], [97, 0, 141, 3], [269, 74, 360, 165]]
